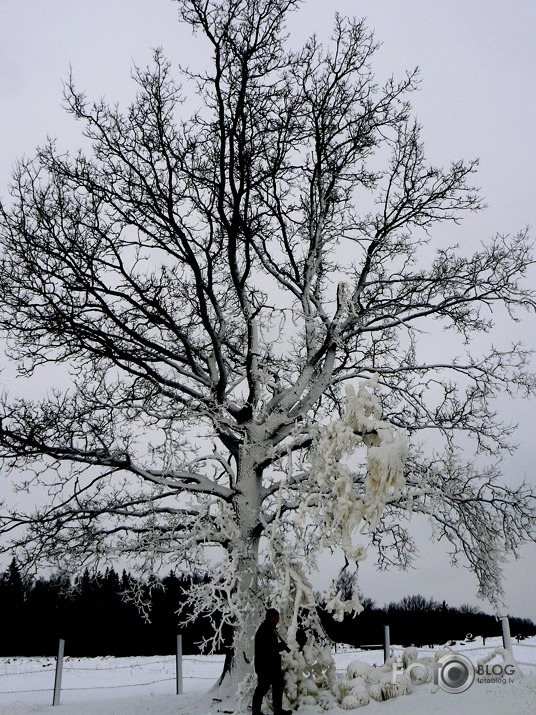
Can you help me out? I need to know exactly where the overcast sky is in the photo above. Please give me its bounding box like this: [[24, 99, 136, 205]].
[[1, 0, 535, 621]]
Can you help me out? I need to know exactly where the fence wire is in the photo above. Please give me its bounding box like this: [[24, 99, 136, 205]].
[[1, 641, 534, 698]]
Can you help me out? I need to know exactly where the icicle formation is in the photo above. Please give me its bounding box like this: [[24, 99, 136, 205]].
[[253, 378, 411, 710], [306, 374, 408, 561]]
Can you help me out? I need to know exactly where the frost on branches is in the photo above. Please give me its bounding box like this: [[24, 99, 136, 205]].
[[0, 0, 535, 704], [309, 378, 407, 553], [270, 378, 408, 710], [174, 376, 408, 707], [226, 377, 408, 709]]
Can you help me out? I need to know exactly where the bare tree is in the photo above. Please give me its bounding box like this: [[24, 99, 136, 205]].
[[0, 0, 535, 696]]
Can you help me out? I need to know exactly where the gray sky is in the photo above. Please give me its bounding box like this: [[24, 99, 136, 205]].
[[1, 1, 535, 621]]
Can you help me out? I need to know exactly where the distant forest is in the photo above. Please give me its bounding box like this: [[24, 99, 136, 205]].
[[1, 559, 534, 656], [320, 594, 536, 649], [1, 559, 216, 657]]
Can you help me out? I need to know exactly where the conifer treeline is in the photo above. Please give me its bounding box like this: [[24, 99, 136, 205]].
[[1, 560, 534, 656], [0, 559, 216, 656]]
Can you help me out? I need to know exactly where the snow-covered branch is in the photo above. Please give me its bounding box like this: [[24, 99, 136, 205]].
[[0, 0, 534, 693]]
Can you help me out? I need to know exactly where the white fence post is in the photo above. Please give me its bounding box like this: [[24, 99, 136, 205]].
[[176, 634, 183, 695], [383, 625, 390, 663], [52, 638, 65, 706], [500, 616, 513, 652]]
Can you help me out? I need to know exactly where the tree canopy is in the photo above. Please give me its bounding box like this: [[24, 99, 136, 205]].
[[0, 0, 535, 697]]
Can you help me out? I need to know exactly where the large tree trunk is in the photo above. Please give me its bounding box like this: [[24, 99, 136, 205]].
[[218, 440, 265, 690]]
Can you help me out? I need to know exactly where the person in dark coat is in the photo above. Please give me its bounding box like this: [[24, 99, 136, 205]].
[[251, 608, 291, 715]]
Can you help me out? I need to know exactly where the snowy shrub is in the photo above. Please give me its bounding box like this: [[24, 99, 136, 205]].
[[379, 655, 398, 673], [402, 646, 418, 669], [341, 694, 365, 710], [381, 674, 412, 700], [282, 641, 338, 709], [408, 659, 434, 685], [367, 683, 384, 702], [338, 676, 370, 709], [316, 689, 337, 710], [299, 678, 319, 696], [300, 695, 318, 707], [346, 660, 381, 686]]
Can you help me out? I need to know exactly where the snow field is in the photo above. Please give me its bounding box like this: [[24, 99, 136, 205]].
[[0, 637, 535, 714]]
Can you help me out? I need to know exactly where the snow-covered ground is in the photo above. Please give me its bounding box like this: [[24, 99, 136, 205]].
[[1, 637, 535, 714]]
